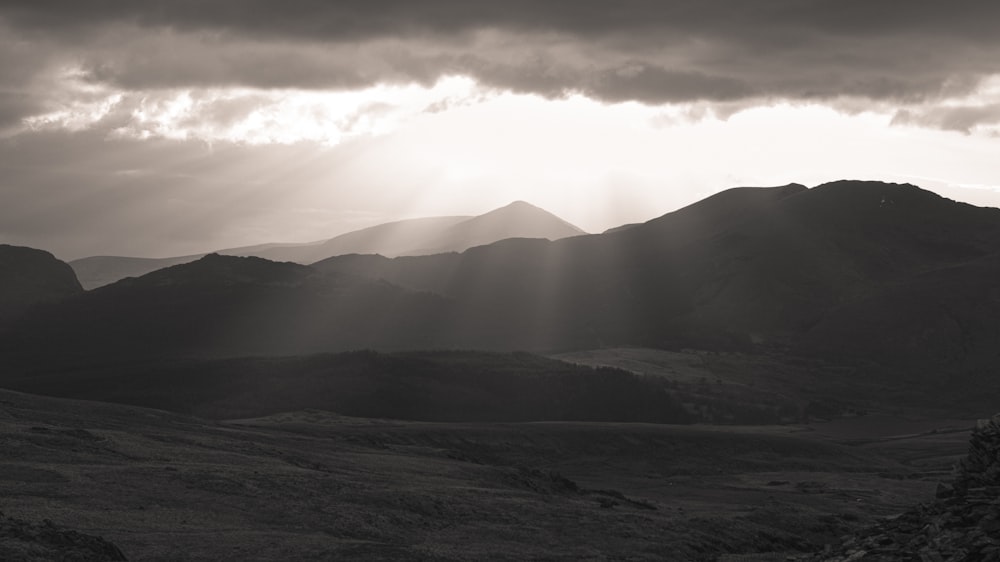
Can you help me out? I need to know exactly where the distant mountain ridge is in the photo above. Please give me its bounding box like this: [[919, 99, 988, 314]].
[[70, 201, 585, 289], [239, 215, 472, 263]]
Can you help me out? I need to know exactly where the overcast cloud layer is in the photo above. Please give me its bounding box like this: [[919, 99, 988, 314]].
[[4, 1, 1000, 127]]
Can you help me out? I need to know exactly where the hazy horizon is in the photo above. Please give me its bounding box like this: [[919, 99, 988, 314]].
[[5, 179, 1000, 262]]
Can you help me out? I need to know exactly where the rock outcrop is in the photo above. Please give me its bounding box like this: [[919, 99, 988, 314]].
[[811, 415, 1000, 561]]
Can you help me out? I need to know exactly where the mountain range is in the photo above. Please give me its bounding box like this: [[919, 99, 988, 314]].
[[3, 179, 1000, 402], [69, 200, 586, 289], [310, 181, 1000, 369]]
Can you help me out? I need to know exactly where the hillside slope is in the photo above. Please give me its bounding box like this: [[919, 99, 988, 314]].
[[315, 181, 1000, 376], [8, 254, 449, 361], [69, 254, 204, 290], [0, 244, 82, 326]]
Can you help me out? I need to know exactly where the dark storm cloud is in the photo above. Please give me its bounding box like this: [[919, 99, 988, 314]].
[[4, 1, 998, 42], [2, 1, 999, 100], [1, 1, 1000, 132]]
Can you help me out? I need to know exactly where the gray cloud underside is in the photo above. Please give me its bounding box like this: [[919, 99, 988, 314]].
[[2, 1, 1000, 127], [893, 104, 1000, 133], [5, 1, 999, 43]]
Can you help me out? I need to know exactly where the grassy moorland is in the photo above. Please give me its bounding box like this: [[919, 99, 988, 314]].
[[0, 387, 974, 561]]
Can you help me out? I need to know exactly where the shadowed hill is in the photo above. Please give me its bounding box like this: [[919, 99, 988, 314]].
[[2, 350, 696, 423], [636, 182, 807, 238], [315, 181, 1000, 377], [127, 252, 314, 286], [798, 252, 1000, 374], [5, 254, 450, 361], [0, 244, 82, 327], [69, 253, 204, 290]]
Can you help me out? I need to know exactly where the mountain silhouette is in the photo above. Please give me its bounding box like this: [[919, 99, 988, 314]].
[[313, 180, 1000, 375], [6, 253, 449, 362], [8, 180, 1000, 383], [0, 244, 82, 327], [69, 201, 584, 289]]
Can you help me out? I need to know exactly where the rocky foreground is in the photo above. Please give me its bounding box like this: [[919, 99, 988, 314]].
[[811, 415, 1000, 561], [0, 511, 126, 561]]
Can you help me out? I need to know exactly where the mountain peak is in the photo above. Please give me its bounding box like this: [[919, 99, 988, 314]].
[[502, 200, 540, 210], [780, 182, 808, 193], [637, 182, 809, 234], [477, 201, 585, 231], [484, 200, 548, 216]]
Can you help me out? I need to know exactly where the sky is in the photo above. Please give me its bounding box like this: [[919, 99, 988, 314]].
[[2, 1, 1000, 260]]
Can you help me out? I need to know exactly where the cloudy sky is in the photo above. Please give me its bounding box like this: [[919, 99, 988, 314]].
[[3, 1, 1000, 260]]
